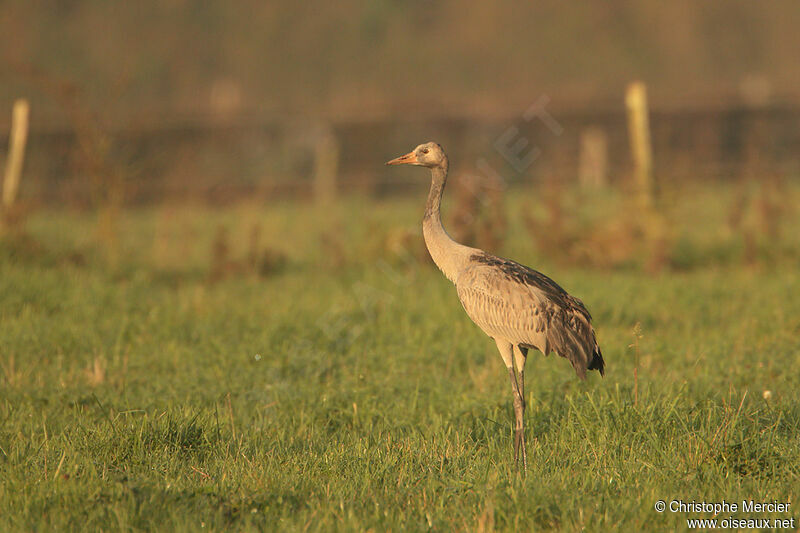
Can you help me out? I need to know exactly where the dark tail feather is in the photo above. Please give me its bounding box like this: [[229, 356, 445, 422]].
[[588, 345, 605, 376], [552, 315, 605, 379]]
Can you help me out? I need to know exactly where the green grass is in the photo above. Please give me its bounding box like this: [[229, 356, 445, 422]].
[[1, 184, 799, 531]]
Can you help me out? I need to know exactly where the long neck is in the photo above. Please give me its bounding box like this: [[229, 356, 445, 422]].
[[422, 159, 476, 283], [424, 162, 448, 220]]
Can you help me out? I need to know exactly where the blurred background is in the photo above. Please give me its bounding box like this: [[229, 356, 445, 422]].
[[1, 0, 799, 272], [4, 4, 800, 529]]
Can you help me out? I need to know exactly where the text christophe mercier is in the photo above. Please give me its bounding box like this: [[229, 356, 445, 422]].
[[668, 500, 790, 514]]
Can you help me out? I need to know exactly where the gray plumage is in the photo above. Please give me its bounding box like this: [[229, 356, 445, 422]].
[[387, 141, 604, 470], [458, 252, 604, 379]]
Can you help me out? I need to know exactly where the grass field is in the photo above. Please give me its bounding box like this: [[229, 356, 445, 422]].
[[1, 183, 799, 531]]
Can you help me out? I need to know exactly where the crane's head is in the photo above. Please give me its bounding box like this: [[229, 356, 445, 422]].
[[386, 142, 446, 168]]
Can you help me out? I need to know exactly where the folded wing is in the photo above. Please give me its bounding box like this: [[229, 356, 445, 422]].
[[456, 253, 605, 378]]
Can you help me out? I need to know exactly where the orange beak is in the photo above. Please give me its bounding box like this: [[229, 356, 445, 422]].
[[386, 150, 418, 165]]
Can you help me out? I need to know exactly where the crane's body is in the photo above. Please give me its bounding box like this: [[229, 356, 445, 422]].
[[388, 142, 604, 470]]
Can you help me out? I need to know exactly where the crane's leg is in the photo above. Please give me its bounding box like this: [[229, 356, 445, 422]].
[[513, 345, 528, 471], [495, 339, 527, 471]]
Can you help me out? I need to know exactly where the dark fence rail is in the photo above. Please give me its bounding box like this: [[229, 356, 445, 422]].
[[4, 105, 800, 205]]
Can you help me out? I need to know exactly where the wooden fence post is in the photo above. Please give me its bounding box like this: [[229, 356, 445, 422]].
[[578, 127, 608, 188], [625, 82, 654, 209], [626, 82, 671, 272], [3, 99, 30, 210]]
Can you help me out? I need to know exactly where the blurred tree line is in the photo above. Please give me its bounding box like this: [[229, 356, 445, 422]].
[[2, 0, 800, 126]]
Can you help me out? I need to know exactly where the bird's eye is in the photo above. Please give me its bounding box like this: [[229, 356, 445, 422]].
[[420, 148, 429, 154]]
